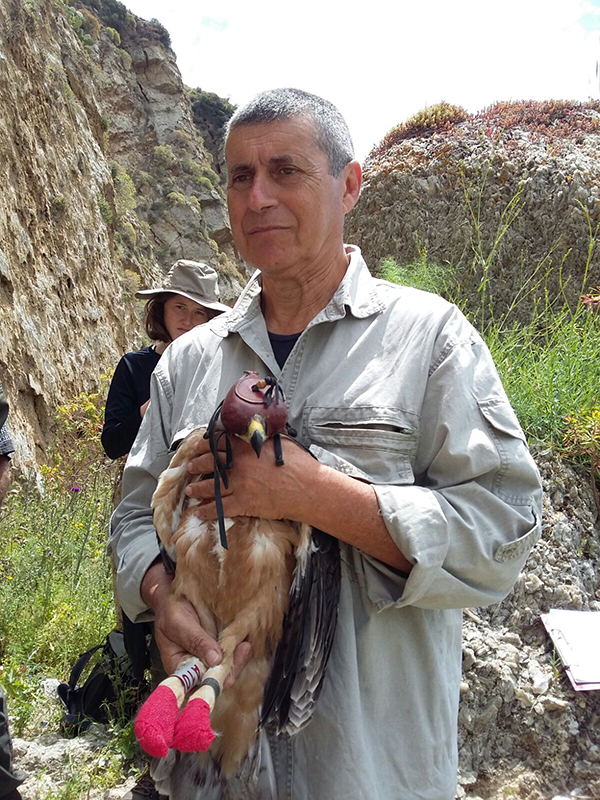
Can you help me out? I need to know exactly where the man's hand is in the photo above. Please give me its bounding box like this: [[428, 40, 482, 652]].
[[141, 561, 252, 687], [185, 433, 316, 522], [184, 430, 413, 573]]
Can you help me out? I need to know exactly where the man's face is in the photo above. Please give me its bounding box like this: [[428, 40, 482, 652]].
[[226, 117, 357, 275]]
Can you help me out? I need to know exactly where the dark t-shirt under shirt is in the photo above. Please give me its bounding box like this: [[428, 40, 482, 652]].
[[268, 331, 301, 369]]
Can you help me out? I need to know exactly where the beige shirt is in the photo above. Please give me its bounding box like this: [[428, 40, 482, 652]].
[[111, 246, 542, 800]]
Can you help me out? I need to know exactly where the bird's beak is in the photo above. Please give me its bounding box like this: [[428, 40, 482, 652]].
[[247, 416, 267, 457]]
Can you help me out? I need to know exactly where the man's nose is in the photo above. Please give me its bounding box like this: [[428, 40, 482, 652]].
[[247, 173, 277, 212]]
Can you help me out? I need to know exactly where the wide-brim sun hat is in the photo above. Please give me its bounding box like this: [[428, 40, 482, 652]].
[[135, 260, 230, 314]]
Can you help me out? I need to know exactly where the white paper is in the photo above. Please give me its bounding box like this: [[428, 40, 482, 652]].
[[541, 609, 600, 691]]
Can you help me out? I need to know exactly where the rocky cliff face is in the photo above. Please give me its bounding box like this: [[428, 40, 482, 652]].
[[0, 0, 243, 471], [458, 453, 600, 799], [346, 102, 600, 323]]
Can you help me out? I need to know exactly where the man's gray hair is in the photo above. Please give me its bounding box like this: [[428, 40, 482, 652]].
[[226, 88, 355, 178]]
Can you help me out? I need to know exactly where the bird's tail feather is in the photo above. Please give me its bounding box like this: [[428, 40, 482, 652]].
[[150, 729, 278, 800]]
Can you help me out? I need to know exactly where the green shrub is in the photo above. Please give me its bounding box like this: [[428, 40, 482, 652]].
[[195, 175, 214, 192], [105, 25, 121, 45], [166, 191, 187, 206], [373, 102, 469, 157], [79, 0, 128, 34], [98, 194, 113, 226], [118, 48, 132, 70], [79, 7, 100, 40], [120, 220, 137, 248], [111, 162, 137, 215], [188, 87, 236, 133], [153, 144, 176, 170], [149, 17, 171, 47], [66, 6, 83, 32], [50, 195, 67, 216], [201, 164, 220, 184]]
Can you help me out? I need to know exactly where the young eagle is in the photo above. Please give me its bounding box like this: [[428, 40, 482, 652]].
[[135, 371, 340, 782]]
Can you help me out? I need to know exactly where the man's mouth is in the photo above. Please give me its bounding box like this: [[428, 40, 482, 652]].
[[248, 225, 288, 235]]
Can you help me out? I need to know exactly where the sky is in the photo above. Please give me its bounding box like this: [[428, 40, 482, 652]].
[[123, 0, 600, 162]]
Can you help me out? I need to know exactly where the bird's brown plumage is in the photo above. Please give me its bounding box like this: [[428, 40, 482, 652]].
[[149, 373, 322, 777]]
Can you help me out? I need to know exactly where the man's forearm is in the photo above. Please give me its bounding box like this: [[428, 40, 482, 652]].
[[300, 461, 413, 573]]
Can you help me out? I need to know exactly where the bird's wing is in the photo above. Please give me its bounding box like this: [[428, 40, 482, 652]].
[[260, 526, 340, 734], [151, 428, 206, 550]]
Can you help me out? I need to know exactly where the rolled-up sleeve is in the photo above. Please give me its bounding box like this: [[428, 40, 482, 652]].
[[110, 363, 174, 622], [365, 329, 542, 611]]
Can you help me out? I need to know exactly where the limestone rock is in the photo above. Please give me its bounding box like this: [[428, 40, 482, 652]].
[[346, 102, 600, 323], [0, 0, 244, 469]]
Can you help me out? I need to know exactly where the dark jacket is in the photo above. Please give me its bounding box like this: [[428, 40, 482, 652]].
[[0, 380, 8, 430]]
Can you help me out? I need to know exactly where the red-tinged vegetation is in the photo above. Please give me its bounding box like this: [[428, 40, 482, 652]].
[[370, 102, 468, 159], [369, 100, 600, 162]]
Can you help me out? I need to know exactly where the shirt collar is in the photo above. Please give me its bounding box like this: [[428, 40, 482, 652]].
[[211, 245, 384, 337]]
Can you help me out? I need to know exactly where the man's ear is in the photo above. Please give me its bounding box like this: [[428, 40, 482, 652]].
[[341, 161, 362, 215]]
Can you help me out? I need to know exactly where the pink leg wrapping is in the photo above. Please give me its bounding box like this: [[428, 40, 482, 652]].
[[172, 697, 215, 752], [134, 685, 180, 758]]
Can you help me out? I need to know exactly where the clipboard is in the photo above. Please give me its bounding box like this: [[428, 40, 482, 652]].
[[541, 609, 600, 691]]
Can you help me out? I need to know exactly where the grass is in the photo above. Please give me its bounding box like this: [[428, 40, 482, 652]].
[[0, 476, 116, 735], [0, 471, 145, 798], [0, 374, 145, 797], [378, 251, 600, 461], [486, 307, 600, 446]]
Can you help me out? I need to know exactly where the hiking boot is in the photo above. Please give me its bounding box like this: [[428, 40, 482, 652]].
[[1, 791, 23, 800], [122, 771, 166, 800]]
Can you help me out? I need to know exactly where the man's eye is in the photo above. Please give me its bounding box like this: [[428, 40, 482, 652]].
[[231, 174, 249, 184], [279, 167, 296, 176]]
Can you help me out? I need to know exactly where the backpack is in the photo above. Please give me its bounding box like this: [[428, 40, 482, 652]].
[[57, 630, 148, 734]]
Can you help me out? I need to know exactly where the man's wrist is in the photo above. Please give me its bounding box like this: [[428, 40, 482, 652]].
[[141, 559, 173, 611]]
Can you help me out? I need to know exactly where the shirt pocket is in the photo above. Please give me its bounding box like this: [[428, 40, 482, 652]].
[[304, 406, 419, 485], [477, 397, 537, 506]]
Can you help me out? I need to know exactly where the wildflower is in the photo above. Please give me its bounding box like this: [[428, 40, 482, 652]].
[[581, 289, 600, 313], [71, 486, 81, 492]]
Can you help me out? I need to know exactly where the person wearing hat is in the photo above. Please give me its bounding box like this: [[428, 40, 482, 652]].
[[102, 260, 229, 461], [101, 262, 229, 800]]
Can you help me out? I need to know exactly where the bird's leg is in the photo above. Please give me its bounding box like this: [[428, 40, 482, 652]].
[[172, 619, 251, 753], [134, 656, 205, 758], [172, 654, 236, 753]]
